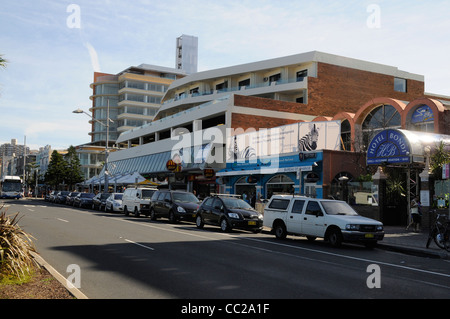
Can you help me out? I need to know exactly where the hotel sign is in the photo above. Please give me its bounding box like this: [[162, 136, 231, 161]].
[[367, 129, 411, 165]]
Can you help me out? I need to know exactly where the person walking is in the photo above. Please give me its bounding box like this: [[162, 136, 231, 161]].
[[406, 195, 421, 232]]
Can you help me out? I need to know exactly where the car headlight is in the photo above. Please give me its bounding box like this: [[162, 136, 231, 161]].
[[258, 213, 263, 220], [376, 225, 384, 231], [228, 212, 240, 219], [345, 224, 360, 231], [177, 206, 186, 213]]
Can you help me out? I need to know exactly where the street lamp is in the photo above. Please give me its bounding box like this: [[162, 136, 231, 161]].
[[73, 100, 113, 193]]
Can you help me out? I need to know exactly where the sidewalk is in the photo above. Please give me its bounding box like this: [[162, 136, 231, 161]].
[[379, 226, 449, 259]]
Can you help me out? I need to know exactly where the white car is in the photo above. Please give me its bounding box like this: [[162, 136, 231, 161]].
[[263, 195, 384, 248], [105, 193, 123, 212]]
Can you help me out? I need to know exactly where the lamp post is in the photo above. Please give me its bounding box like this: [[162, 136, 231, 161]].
[[73, 100, 112, 193]]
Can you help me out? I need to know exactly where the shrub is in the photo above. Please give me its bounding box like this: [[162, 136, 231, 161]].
[[0, 205, 38, 280]]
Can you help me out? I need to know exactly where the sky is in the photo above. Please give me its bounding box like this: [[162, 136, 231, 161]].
[[1, 0, 450, 151]]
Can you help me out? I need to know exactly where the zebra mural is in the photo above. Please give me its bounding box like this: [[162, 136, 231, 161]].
[[228, 135, 257, 161], [298, 124, 320, 152]]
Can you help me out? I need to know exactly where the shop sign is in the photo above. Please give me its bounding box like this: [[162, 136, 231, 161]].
[[411, 105, 434, 123], [166, 159, 177, 171], [203, 169, 215, 178], [443, 163, 450, 179], [367, 129, 411, 165]]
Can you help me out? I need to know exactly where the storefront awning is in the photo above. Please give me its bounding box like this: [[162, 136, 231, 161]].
[[367, 129, 450, 165]]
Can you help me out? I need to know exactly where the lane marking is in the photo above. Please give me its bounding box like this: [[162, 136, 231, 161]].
[[124, 238, 155, 251], [57, 218, 69, 223]]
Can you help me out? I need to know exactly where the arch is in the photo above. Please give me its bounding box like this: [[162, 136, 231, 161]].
[[333, 112, 356, 151], [403, 98, 445, 133], [354, 97, 407, 126], [312, 116, 332, 122]]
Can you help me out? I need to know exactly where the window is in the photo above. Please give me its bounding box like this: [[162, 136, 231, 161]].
[[305, 201, 323, 216], [394, 78, 407, 92], [268, 199, 290, 210], [269, 73, 281, 83], [296, 70, 308, 81], [291, 200, 305, 214], [238, 79, 250, 88]]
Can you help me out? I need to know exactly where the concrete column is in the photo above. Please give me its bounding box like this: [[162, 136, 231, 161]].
[[372, 166, 387, 222]]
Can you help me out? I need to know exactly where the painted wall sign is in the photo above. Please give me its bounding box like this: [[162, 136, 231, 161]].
[[367, 129, 411, 165], [411, 105, 434, 124]]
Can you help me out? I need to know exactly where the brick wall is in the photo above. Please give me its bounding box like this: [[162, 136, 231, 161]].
[[230, 113, 299, 133], [308, 63, 425, 116]]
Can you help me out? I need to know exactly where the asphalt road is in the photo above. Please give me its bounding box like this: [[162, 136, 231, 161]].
[[3, 198, 450, 300]]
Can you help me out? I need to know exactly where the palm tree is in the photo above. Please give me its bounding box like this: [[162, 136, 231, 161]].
[[0, 54, 7, 69]]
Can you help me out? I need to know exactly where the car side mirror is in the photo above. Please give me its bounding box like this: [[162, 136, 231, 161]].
[[316, 211, 323, 217]]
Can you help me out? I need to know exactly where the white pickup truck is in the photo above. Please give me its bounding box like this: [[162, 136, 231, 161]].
[[263, 195, 384, 248]]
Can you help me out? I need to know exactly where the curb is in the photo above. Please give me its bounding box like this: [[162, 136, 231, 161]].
[[31, 252, 88, 299], [376, 243, 450, 260]]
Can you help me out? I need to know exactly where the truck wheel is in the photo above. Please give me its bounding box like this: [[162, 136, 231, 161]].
[[124, 206, 129, 216], [274, 222, 287, 240], [327, 228, 343, 247], [134, 207, 140, 217]]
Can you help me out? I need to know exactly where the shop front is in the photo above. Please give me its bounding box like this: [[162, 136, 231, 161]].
[[217, 151, 324, 201]]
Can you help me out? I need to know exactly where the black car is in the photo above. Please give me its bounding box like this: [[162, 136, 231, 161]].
[[55, 191, 70, 204], [195, 195, 263, 232], [150, 190, 200, 222], [65, 192, 79, 205], [73, 192, 95, 208], [92, 192, 111, 210]]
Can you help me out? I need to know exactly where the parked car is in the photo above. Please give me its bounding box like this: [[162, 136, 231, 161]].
[[150, 189, 200, 222], [195, 195, 263, 232], [65, 192, 79, 205], [45, 191, 56, 202], [55, 191, 70, 204], [263, 195, 384, 248], [73, 192, 95, 208], [105, 193, 123, 212], [92, 192, 111, 210], [122, 187, 157, 217]]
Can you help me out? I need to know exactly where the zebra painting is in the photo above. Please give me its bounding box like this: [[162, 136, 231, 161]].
[[298, 124, 319, 151], [228, 135, 257, 161]]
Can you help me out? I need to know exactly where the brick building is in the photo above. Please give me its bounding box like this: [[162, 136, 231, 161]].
[[97, 51, 450, 202]]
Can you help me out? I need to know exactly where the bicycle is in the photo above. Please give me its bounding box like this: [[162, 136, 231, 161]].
[[426, 210, 450, 251]]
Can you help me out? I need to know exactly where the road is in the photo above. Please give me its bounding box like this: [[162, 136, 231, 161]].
[[3, 198, 450, 300]]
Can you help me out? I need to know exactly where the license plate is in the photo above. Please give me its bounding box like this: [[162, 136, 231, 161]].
[[365, 233, 374, 238], [248, 221, 257, 226]]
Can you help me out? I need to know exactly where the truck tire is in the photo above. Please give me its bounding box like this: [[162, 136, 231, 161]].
[[274, 221, 287, 240], [327, 227, 343, 247]]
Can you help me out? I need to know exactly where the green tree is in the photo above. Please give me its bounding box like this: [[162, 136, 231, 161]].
[[64, 146, 84, 189], [430, 141, 450, 179], [44, 151, 67, 189]]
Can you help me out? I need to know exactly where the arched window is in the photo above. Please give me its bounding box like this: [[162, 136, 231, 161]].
[[362, 104, 401, 149], [408, 105, 435, 132], [341, 119, 351, 151]]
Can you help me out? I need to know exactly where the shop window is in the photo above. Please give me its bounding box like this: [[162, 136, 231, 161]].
[[266, 174, 294, 199]]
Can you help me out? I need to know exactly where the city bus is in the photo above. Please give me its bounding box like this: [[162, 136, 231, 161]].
[[0, 176, 23, 199]]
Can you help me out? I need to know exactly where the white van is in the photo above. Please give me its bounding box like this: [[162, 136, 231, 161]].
[[122, 187, 157, 217]]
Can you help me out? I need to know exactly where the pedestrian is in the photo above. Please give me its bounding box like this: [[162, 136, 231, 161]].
[[406, 196, 421, 232]]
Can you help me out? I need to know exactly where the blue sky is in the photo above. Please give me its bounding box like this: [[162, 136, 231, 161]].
[[1, 0, 450, 150]]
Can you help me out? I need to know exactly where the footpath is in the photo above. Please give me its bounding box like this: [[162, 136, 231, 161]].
[[380, 226, 449, 259]]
